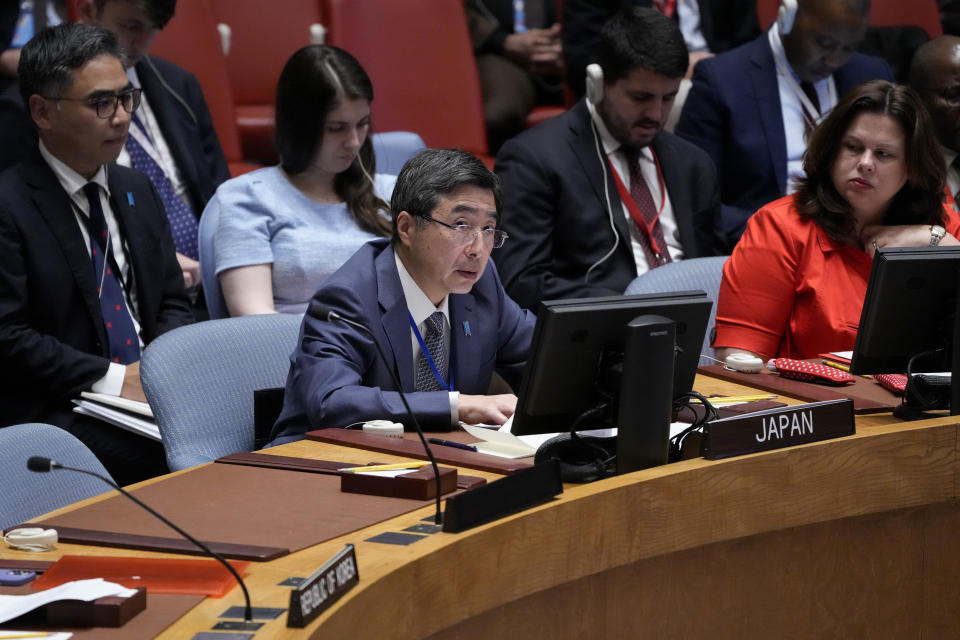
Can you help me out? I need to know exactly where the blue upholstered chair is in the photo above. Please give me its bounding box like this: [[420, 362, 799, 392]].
[[371, 130, 427, 175], [198, 130, 426, 319], [140, 314, 303, 471], [0, 423, 114, 530], [624, 256, 729, 365], [197, 190, 231, 320]]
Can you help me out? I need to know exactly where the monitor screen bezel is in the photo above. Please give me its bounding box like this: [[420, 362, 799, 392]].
[[850, 245, 960, 375], [511, 291, 712, 436]]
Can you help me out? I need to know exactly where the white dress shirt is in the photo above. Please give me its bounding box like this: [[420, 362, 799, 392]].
[[677, 0, 709, 52], [115, 66, 194, 209], [768, 23, 838, 194], [39, 141, 143, 396], [587, 100, 685, 277], [395, 252, 459, 425]]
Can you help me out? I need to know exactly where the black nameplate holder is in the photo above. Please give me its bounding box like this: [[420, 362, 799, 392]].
[[442, 460, 563, 533], [286, 544, 359, 628], [703, 399, 855, 460]]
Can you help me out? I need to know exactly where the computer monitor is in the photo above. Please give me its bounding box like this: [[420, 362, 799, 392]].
[[511, 291, 712, 437], [849, 245, 960, 415]]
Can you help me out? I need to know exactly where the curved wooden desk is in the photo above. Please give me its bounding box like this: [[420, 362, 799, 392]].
[[4, 377, 959, 638]]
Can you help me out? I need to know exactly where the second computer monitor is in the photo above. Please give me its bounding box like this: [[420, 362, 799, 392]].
[[511, 291, 712, 436]]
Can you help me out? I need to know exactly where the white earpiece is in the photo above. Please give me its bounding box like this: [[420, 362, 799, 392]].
[[777, 0, 798, 35], [362, 420, 404, 438], [725, 353, 764, 374], [585, 63, 604, 106], [3, 527, 58, 551]]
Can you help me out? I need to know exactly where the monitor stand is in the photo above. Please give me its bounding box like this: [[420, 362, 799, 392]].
[[895, 285, 958, 420], [616, 314, 676, 475]]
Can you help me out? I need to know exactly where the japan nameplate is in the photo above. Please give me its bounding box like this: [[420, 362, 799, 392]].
[[703, 399, 855, 460]]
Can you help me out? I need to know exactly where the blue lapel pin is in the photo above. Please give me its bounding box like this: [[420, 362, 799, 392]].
[[462, 320, 471, 337], [126, 192, 135, 207]]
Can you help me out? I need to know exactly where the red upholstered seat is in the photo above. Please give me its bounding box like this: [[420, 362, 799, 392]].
[[322, 0, 492, 166], [149, 0, 257, 177], [211, 0, 325, 165]]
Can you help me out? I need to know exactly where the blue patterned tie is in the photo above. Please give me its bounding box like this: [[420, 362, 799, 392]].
[[83, 182, 141, 365], [125, 113, 199, 259], [415, 311, 448, 392]]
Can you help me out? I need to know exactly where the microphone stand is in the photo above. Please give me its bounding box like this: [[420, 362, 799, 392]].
[[27, 457, 253, 622], [316, 303, 445, 525]]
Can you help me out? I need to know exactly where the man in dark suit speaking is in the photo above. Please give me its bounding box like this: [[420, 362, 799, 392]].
[[270, 149, 536, 445], [0, 23, 193, 484], [493, 6, 722, 311]]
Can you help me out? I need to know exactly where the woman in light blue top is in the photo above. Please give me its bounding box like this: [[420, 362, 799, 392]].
[[208, 45, 394, 315]]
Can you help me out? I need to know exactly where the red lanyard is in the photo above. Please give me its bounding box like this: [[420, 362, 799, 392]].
[[608, 150, 668, 258], [653, 0, 677, 18]]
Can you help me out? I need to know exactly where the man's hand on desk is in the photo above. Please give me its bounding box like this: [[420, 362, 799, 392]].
[[459, 393, 518, 426], [121, 360, 147, 403]]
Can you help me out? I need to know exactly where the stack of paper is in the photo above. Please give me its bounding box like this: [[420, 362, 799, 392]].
[[71, 392, 159, 441]]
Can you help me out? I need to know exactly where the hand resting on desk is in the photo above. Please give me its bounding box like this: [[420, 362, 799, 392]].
[[459, 393, 517, 426]]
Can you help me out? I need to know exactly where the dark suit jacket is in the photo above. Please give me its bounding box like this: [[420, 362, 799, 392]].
[[0, 3, 16, 49], [0, 2, 20, 96], [675, 33, 893, 249], [466, 0, 557, 53], [493, 99, 723, 311], [270, 239, 536, 444], [0, 152, 194, 429], [0, 55, 229, 211], [563, 0, 761, 97]]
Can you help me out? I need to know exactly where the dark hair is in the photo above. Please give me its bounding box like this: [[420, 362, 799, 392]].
[[390, 149, 502, 244], [92, 0, 177, 29], [595, 6, 688, 83], [275, 45, 389, 236], [795, 80, 946, 242], [18, 23, 125, 105]]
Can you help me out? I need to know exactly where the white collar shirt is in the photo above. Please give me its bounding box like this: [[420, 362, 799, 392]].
[[115, 65, 193, 209], [587, 99, 684, 276], [768, 23, 837, 195], [38, 140, 143, 395], [395, 251, 457, 424]]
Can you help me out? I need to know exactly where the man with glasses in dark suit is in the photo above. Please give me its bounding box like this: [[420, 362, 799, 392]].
[[0, 23, 193, 485]]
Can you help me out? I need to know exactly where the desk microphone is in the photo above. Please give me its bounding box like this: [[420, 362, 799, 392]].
[[309, 300, 444, 525], [26, 456, 253, 622]]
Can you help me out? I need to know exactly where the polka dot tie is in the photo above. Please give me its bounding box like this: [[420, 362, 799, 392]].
[[414, 311, 448, 392], [83, 182, 140, 365], [626, 147, 672, 268], [125, 113, 199, 259]]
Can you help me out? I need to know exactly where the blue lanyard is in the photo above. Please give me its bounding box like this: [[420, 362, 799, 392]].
[[408, 312, 455, 391]]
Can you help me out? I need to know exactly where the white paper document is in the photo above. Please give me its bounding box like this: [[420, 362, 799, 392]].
[[0, 578, 137, 625], [462, 418, 689, 459], [72, 399, 160, 442], [462, 424, 537, 458], [80, 391, 153, 417]]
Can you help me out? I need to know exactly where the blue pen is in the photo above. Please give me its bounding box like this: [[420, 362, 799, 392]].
[[428, 438, 477, 452]]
